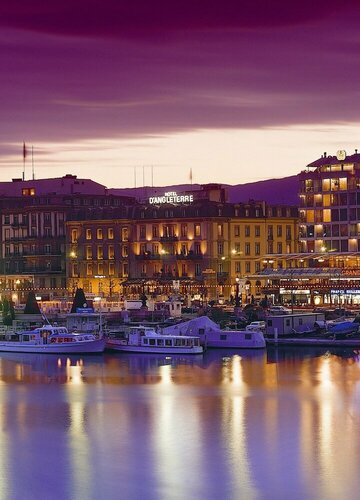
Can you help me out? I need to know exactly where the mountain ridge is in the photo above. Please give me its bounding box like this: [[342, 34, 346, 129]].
[[108, 174, 299, 205]]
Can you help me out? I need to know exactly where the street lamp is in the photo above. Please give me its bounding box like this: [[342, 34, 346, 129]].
[[234, 276, 241, 308], [94, 296, 103, 337]]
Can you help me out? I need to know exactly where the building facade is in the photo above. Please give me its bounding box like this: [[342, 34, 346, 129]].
[[0, 175, 133, 301], [257, 150, 360, 306], [66, 184, 298, 303]]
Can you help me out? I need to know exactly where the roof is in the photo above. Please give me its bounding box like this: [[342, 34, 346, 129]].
[[307, 152, 360, 169], [0, 175, 107, 197]]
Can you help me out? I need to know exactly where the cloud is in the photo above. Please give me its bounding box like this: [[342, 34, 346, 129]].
[[0, 1, 359, 38], [1, 2, 360, 152]]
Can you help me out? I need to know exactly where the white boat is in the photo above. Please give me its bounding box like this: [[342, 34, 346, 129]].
[[106, 326, 203, 354], [163, 316, 266, 349], [0, 325, 105, 353]]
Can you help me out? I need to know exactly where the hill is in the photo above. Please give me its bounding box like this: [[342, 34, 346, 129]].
[[108, 175, 299, 205]]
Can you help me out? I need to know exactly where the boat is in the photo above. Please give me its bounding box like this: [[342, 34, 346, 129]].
[[162, 316, 266, 349], [105, 326, 203, 354], [0, 325, 105, 353], [266, 318, 360, 347]]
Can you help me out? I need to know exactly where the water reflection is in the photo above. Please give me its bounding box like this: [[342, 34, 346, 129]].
[[0, 348, 359, 498]]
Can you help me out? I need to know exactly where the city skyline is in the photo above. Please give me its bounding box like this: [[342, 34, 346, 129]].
[[1, 1, 360, 187]]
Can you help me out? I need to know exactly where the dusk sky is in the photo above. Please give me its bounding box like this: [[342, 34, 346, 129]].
[[1, 1, 360, 188]]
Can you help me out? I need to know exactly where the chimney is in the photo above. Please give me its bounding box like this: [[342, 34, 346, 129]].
[[355, 149, 358, 154], [323, 152, 327, 157]]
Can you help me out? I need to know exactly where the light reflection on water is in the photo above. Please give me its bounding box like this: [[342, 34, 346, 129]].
[[0, 348, 359, 499]]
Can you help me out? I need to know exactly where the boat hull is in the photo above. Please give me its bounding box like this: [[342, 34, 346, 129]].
[[266, 337, 360, 347], [0, 338, 105, 354], [205, 340, 265, 349], [106, 341, 203, 354]]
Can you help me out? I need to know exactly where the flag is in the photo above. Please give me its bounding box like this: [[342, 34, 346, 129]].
[[23, 142, 27, 160]]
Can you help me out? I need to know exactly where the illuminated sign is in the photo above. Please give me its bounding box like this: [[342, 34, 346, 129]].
[[149, 191, 194, 205]]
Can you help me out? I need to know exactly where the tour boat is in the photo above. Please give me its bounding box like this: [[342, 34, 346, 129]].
[[163, 316, 266, 349], [105, 326, 203, 354], [0, 325, 105, 353]]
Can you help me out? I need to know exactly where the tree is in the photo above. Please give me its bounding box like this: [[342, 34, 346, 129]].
[[2, 297, 15, 326], [70, 288, 88, 313], [24, 291, 41, 314]]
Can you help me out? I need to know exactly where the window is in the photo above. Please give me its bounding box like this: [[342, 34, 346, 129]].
[[195, 263, 201, 276], [245, 225, 250, 237], [140, 225, 146, 239], [277, 242, 283, 253], [44, 244, 51, 254], [108, 245, 114, 259], [4, 215, 10, 225], [44, 227, 51, 237], [44, 213, 51, 223], [108, 228, 114, 240], [109, 262, 115, 276], [97, 246, 103, 259], [152, 225, 158, 238], [245, 243, 250, 255], [235, 242, 240, 253], [97, 228, 103, 240], [86, 263, 92, 275], [235, 262, 241, 273], [195, 242, 201, 255], [86, 229, 92, 240], [277, 225, 282, 237], [255, 242, 260, 255], [153, 243, 159, 254], [71, 229, 78, 243], [122, 245, 128, 258], [181, 224, 188, 238], [234, 225, 240, 237], [195, 224, 201, 237], [255, 225, 260, 237], [123, 263, 129, 277], [218, 242, 224, 255], [245, 262, 251, 273], [286, 225, 292, 240], [86, 246, 92, 260], [122, 227, 128, 242], [217, 224, 223, 237], [98, 263, 104, 275]]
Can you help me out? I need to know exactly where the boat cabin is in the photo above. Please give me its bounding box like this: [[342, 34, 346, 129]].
[[127, 326, 201, 348], [18, 326, 95, 344]]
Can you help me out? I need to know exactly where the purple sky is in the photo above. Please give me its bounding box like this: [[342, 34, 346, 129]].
[[1, 1, 360, 187]]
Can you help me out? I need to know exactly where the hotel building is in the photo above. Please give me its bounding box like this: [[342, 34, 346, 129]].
[[257, 150, 360, 306], [66, 184, 298, 303]]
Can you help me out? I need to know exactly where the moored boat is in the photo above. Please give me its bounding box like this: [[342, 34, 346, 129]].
[[163, 316, 266, 349], [106, 326, 203, 354], [0, 325, 105, 353]]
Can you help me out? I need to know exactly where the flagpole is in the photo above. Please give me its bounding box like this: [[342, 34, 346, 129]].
[[32, 145, 35, 180], [22, 142, 26, 181]]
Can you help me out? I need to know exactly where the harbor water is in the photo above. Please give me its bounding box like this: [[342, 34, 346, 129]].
[[0, 347, 360, 499]]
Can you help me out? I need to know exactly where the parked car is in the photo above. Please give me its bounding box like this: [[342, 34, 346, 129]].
[[268, 305, 292, 315]]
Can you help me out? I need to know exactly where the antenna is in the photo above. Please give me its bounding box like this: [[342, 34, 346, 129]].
[[143, 165, 145, 187], [32, 145, 35, 180], [151, 165, 154, 187], [134, 166, 137, 188]]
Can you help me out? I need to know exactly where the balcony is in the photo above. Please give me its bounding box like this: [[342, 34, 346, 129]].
[[135, 253, 161, 260], [176, 253, 203, 260], [160, 235, 178, 242]]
